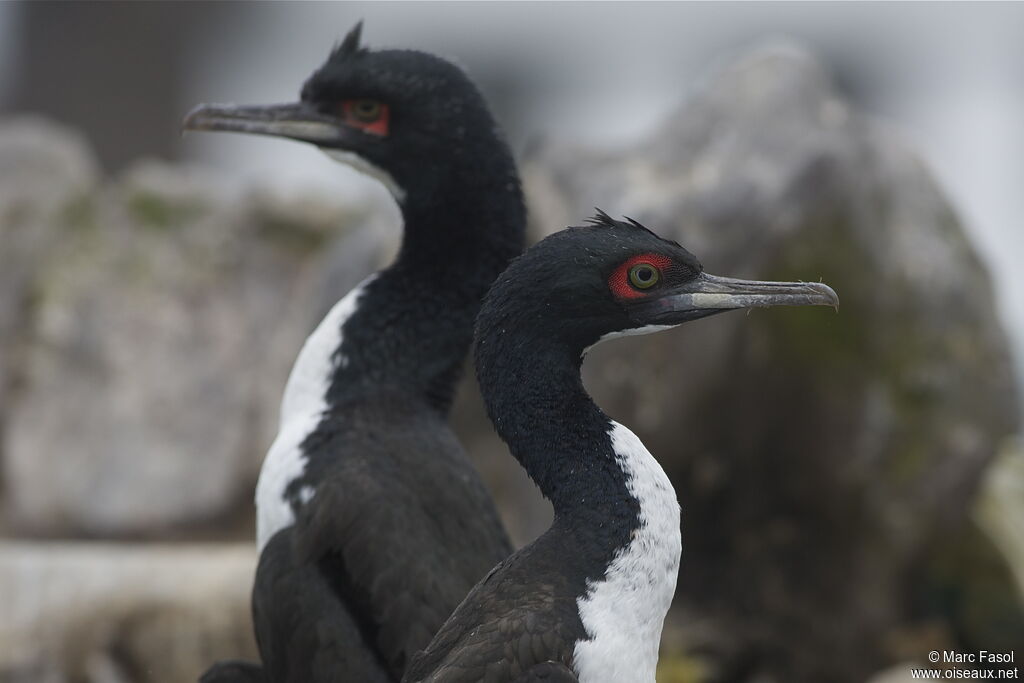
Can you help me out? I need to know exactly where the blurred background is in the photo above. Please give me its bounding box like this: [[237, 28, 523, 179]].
[[1, 2, 1022, 682]]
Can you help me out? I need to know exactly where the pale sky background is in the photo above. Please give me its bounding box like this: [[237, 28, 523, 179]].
[[2, 1, 1022, 392]]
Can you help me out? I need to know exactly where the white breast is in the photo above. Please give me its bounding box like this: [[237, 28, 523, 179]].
[[572, 421, 682, 683], [254, 276, 375, 552]]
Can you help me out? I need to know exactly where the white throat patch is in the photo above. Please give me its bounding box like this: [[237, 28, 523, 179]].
[[323, 149, 407, 204], [582, 324, 675, 358], [254, 276, 376, 552], [572, 421, 681, 683]]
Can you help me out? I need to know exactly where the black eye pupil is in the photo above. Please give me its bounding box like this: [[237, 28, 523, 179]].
[[628, 263, 660, 290], [351, 100, 380, 121]]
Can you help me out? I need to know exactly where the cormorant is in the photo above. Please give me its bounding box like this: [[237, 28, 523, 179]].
[[404, 213, 838, 682], [184, 23, 524, 683]]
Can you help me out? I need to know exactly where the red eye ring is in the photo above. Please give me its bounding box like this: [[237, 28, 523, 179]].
[[340, 99, 390, 136], [609, 253, 673, 300]]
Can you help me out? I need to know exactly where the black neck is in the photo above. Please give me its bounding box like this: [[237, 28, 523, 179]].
[[398, 142, 524, 264], [325, 148, 525, 416], [476, 331, 640, 549]]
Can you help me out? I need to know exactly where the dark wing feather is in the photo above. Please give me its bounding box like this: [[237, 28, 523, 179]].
[[404, 539, 583, 683], [199, 660, 264, 683], [405, 605, 578, 683], [512, 662, 578, 682], [290, 397, 513, 678], [253, 529, 393, 683]]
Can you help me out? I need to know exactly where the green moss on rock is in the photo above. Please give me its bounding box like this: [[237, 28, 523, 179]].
[[126, 191, 204, 230]]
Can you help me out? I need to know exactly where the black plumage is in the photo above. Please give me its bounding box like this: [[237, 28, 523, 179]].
[[405, 217, 838, 682], [185, 23, 525, 682]]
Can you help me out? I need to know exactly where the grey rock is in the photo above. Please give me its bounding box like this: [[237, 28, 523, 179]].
[[0, 541, 257, 683], [1, 145, 388, 536], [512, 42, 1021, 680], [976, 441, 1024, 597], [0, 118, 100, 475]]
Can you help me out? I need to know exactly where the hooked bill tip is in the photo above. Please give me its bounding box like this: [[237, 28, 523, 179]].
[[806, 281, 840, 309], [181, 104, 213, 132]]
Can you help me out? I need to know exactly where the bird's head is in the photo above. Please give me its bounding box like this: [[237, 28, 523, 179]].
[[183, 22, 506, 205], [477, 212, 839, 357]]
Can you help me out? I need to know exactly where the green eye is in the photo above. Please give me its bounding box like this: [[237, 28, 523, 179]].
[[351, 99, 383, 122], [629, 263, 660, 289]]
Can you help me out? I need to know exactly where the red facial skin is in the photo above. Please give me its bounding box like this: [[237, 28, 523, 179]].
[[341, 101, 390, 136], [608, 253, 673, 300]]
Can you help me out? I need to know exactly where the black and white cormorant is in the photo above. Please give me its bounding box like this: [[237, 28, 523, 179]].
[[404, 214, 838, 682], [184, 24, 524, 683]]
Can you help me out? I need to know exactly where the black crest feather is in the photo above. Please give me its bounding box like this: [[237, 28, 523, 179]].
[[582, 210, 681, 247], [585, 208, 618, 229], [584, 209, 651, 232], [329, 20, 365, 62]]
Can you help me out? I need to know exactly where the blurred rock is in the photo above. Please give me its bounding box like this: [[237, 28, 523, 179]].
[[976, 439, 1024, 596], [1, 138, 390, 536], [0, 541, 257, 683], [903, 440, 1024, 659], [0, 118, 100, 497], [508, 42, 1021, 680]]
